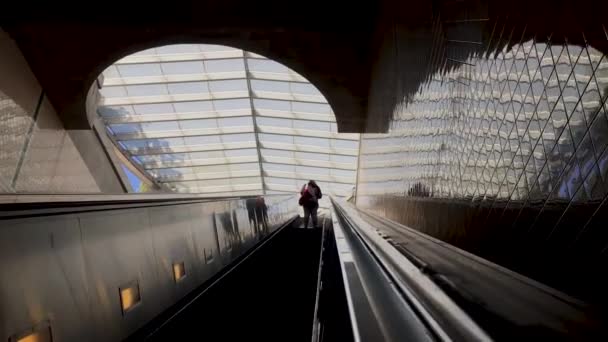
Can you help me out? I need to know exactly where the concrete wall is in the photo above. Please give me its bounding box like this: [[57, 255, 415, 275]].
[[0, 29, 125, 193]]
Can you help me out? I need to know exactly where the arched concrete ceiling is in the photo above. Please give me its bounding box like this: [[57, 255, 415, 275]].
[[3, 0, 607, 133], [3, 0, 384, 132]]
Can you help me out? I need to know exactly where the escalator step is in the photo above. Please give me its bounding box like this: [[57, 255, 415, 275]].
[[146, 226, 322, 341]]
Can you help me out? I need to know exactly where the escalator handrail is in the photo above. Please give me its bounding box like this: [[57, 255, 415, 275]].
[[0, 194, 297, 219], [331, 198, 491, 342]]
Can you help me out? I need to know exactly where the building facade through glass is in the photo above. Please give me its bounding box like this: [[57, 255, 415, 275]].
[[97, 44, 360, 210], [356, 18, 608, 302]]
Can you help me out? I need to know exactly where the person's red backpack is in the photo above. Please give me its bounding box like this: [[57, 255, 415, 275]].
[[298, 185, 313, 206]]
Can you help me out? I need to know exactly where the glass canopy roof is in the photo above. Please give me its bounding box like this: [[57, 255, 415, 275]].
[[97, 44, 360, 205]]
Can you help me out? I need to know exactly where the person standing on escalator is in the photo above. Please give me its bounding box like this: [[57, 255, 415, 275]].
[[299, 180, 322, 229]]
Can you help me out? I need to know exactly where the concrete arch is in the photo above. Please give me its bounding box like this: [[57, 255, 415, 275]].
[[4, 0, 607, 134], [6, 22, 375, 132]]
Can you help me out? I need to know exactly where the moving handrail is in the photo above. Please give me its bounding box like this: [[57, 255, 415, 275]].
[[0, 193, 293, 219], [330, 198, 491, 341], [331, 198, 608, 341]]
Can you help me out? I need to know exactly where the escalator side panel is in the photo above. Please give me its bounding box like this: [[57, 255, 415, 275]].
[[0, 195, 297, 342], [147, 225, 323, 342]]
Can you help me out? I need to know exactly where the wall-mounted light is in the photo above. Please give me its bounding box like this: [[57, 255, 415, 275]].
[[119, 280, 141, 314], [173, 261, 186, 282], [9, 321, 52, 342]]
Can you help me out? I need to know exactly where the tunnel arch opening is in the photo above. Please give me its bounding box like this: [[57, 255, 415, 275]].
[[77, 31, 369, 133], [91, 43, 361, 212]]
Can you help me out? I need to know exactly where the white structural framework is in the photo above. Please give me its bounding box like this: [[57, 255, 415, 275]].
[[97, 44, 360, 208]]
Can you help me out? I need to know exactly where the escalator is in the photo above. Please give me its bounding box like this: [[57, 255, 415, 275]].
[[134, 223, 323, 341], [2, 194, 607, 341]]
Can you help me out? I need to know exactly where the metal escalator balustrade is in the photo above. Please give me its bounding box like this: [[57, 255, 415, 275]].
[[330, 198, 491, 342], [329, 198, 608, 341], [2, 193, 603, 341], [0, 194, 298, 342], [141, 219, 324, 341]]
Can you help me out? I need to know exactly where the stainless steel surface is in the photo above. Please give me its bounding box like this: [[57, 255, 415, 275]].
[[0, 192, 264, 204], [0, 194, 298, 341], [357, 208, 607, 340], [310, 221, 326, 342], [331, 198, 492, 342]]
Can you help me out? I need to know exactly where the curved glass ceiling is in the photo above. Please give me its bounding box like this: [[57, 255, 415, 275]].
[[97, 44, 360, 206]]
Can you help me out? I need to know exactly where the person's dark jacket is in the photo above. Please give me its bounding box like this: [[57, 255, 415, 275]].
[[300, 183, 322, 207]]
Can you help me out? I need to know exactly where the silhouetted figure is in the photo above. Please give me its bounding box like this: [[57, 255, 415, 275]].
[[246, 196, 269, 237], [255, 196, 268, 234], [407, 182, 431, 197], [246, 198, 259, 235], [217, 211, 240, 253], [299, 180, 322, 228]]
